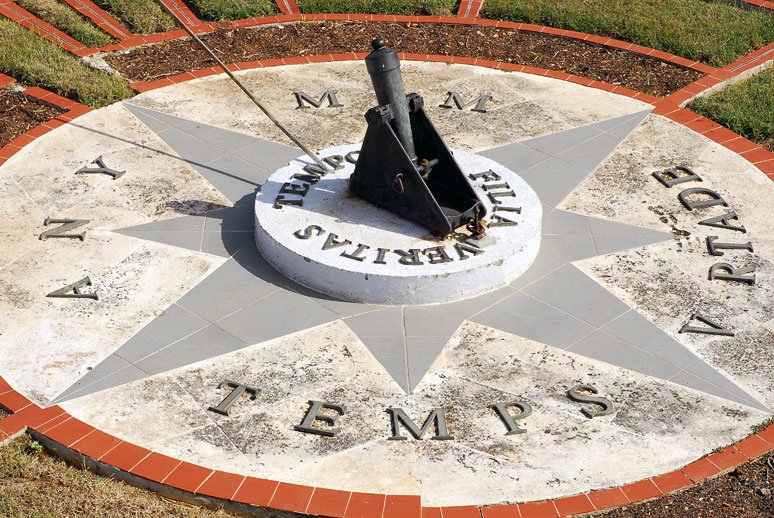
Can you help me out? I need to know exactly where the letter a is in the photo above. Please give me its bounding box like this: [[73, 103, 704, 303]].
[[47, 276, 98, 300], [679, 313, 734, 337]]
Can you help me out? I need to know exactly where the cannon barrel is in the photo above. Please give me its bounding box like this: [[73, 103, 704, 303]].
[[365, 38, 416, 162]]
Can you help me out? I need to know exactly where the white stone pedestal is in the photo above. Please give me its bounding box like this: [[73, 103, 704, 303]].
[[255, 144, 541, 305]]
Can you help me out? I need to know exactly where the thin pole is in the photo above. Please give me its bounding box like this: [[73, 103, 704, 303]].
[[155, 0, 331, 171]]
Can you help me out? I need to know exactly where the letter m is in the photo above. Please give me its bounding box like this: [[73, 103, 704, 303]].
[[387, 407, 454, 440], [294, 89, 344, 109], [439, 91, 490, 113]]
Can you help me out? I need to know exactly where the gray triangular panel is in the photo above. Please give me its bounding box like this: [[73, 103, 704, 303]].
[[345, 308, 410, 392], [117, 208, 256, 258], [404, 306, 467, 392], [125, 103, 299, 203], [49, 355, 145, 405], [481, 110, 651, 205]]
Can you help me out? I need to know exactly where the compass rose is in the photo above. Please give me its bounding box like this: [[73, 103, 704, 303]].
[[49, 103, 765, 412]]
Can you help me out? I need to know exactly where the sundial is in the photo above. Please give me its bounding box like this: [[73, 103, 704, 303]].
[[1, 35, 772, 511]]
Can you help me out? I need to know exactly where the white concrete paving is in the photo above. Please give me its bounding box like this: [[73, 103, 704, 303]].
[[0, 63, 771, 506]]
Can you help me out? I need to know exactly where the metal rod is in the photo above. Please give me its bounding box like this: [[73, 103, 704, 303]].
[[155, 0, 331, 171]]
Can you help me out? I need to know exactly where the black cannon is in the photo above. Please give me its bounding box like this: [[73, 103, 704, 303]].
[[350, 39, 486, 236]]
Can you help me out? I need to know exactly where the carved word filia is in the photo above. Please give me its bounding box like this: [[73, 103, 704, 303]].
[[208, 382, 614, 439], [652, 165, 758, 337]]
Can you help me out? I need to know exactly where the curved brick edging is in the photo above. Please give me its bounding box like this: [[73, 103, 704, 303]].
[[1, 32, 773, 518], [61, 0, 133, 41], [124, 51, 774, 179], [0, 386, 773, 517], [0, 82, 92, 167], [0, 0, 90, 55], [458, 0, 485, 18], [91, 14, 717, 78], [738, 0, 774, 10]]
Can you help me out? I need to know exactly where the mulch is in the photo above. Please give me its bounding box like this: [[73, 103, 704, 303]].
[[104, 21, 702, 97], [0, 89, 64, 149], [601, 451, 773, 517]]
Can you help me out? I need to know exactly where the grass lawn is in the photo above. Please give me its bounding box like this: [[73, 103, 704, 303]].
[[481, 0, 774, 67], [690, 69, 774, 152], [0, 19, 132, 108], [0, 436, 234, 517], [93, 0, 175, 35], [16, 0, 114, 47], [186, 0, 278, 20], [298, 0, 458, 15]]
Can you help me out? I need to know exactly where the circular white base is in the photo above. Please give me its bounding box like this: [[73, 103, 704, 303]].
[[255, 144, 542, 305]]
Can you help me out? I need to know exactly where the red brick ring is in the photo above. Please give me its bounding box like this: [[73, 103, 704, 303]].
[[1, 13, 773, 518]]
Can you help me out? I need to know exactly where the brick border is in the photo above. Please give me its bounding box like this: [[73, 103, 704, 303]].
[[275, 0, 299, 15], [89, 13, 717, 79], [0, 84, 92, 167], [0, 383, 771, 518], [457, 0, 485, 18], [60, 0, 132, 40], [159, 0, 201, 27], [0, 72, 15, 88], [738, 0, 774, 10], [0, 0, 91, 55], [1, 18, 773, 517], [125, 51, 772, 180]]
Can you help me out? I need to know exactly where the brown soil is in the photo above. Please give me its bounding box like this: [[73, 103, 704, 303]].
[[0, 89, 64, 148], [104, 22, 701, 97], [600, 451, 773, 518]]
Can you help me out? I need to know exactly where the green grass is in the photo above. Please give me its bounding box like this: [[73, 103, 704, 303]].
[[690, 69, 774, 152], [16, 0, 114, 47], [0, 436, 235, 517], [187, 0, 278, 20], [0, 19, 132, 108], [481, 0, 774, 67], [298, 0, 458, 15], [93, 0, 176, 35]]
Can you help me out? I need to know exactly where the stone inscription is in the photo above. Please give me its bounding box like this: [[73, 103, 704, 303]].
[[39, 218, 89, 241], [291, 89, 491, 114], [275, 153, 527, 267], [273, 152, 351, 209], [293, 89, 344, 109], [293, 224, 486, 266], [468, 169, 522, 227], [652, 165, 760, 336], [208, 380, 260, 416], [439, 91, 491, 113], [75, 156, 125, 180], [47, 276, 98, 300], [210, 384, 613, 439]]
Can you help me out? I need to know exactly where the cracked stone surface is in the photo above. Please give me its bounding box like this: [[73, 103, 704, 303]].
[[0, 62, 771, 506]]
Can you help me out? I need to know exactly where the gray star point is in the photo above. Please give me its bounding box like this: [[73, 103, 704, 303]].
[[50, 105, 767, 412]]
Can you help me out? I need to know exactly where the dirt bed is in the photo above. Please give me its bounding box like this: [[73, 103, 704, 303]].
[[603, 451, 773, 517], [104, 22, 701, 97], [0, 89, 64, 148]]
